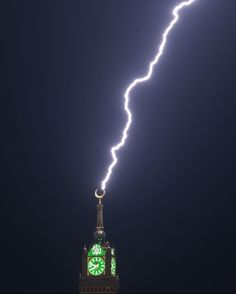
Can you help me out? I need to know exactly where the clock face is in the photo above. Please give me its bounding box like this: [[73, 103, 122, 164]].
[[88, 257, 105, 276], [111, 257, 116, 276]]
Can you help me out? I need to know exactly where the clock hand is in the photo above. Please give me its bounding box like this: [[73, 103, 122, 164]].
[[90, 264, 97, 271]]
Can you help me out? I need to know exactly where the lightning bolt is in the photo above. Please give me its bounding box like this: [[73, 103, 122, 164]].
[[100, 0, 197, 191]]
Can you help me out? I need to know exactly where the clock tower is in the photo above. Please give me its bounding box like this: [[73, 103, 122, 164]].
[[79, 189, 119, 294]]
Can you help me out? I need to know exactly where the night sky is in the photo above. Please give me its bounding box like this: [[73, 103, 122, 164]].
[[1, 0, 236, 293]]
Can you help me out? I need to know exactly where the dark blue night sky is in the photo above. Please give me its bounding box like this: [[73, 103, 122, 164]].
[[1, 0, 236, 293]]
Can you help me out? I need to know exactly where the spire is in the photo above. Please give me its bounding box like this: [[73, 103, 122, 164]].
[[93, 188, 106, 243], [96, 199, 104, 230]]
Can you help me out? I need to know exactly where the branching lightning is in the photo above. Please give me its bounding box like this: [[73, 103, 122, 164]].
[[100, 0, 197, 191]]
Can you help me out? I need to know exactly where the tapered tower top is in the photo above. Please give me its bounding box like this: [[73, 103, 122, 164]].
[[93, 188, 106, 243]]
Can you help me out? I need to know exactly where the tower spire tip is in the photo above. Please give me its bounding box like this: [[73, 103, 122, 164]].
[[95, 188, 105, 202]]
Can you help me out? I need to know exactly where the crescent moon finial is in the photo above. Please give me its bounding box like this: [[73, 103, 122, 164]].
[[95, 188, 105, 199]]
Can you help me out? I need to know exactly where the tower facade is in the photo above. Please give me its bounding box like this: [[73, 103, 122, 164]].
[[79, 190, 119, 294]]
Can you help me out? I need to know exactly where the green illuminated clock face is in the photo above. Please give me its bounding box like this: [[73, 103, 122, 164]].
[[111, 257, 116, 276], [88, 257, 105, 276]]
